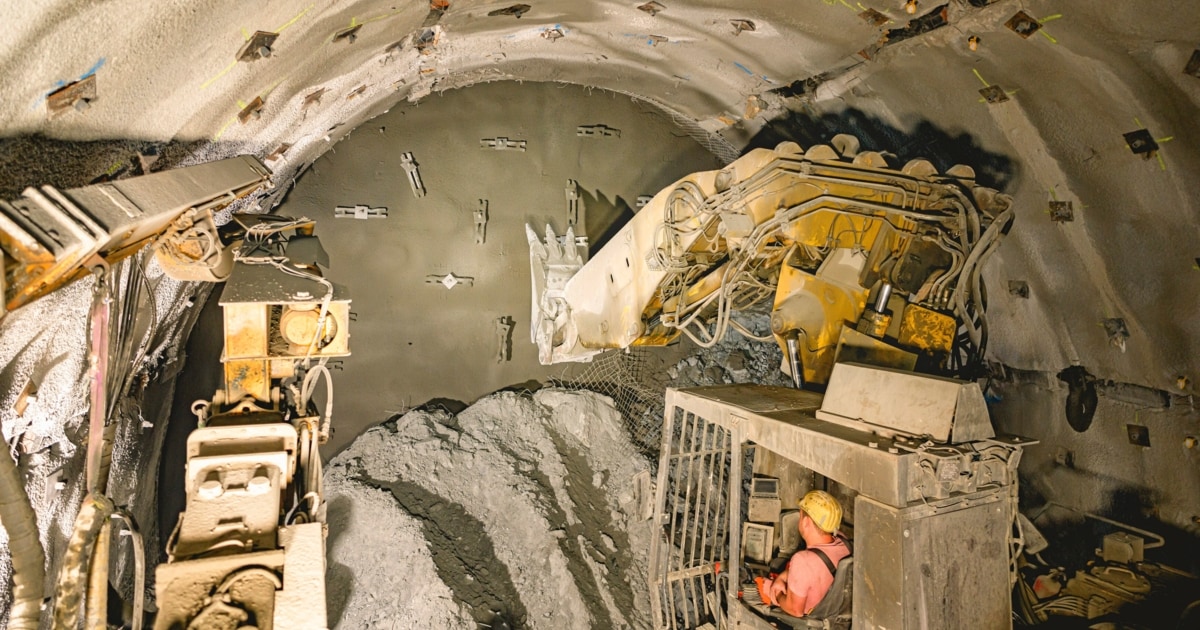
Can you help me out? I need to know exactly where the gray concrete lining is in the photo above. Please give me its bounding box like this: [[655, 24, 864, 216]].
[[2, 0, 1200, 619], [282, 81, 723, 454]]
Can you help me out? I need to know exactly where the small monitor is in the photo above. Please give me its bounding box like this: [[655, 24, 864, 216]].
[[742, 523, 775, 564], [751, 477, 779, 497]]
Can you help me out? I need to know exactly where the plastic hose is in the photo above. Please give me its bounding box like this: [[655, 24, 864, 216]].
[[0, 443, 46, 630]]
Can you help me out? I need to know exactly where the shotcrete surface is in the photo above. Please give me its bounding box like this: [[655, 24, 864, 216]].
[[280, 80, 723, 454]]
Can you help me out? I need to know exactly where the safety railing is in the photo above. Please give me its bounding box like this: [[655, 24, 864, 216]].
[[648, 394, 736, 630]]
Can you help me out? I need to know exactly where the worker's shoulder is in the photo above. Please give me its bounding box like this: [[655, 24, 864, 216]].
[[786, 548, 826, 573], [790, 539, 849, 569]]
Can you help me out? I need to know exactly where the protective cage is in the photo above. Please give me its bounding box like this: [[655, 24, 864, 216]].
[[648, 395, 736, 629]]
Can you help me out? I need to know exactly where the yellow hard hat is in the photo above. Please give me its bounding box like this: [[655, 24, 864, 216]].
[[798, 490, 842, 534]]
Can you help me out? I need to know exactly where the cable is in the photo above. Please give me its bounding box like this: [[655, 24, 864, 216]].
[[0, 433, 45, 630], [300, 361, 334, 439], [110, 510, 145, 630]]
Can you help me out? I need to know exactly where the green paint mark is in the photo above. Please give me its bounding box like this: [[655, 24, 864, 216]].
[[972, 68, 990, 87]]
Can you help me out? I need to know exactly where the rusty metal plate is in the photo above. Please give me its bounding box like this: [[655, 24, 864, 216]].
[[222, 303, 269, 359], [237, 30, 279, 62], [898, 304, 955, 353], [47, 74, 97, 118], [1186, 50, 1200, 78], [1005, 11, 1042, 38], [1049, 200, 1074, 222], [979, 85, 1009, 104], [238, 96, 264, 124], [224, 359, 268, 402]]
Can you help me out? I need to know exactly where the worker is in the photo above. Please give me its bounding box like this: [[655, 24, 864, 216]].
[[755, 490, 850, 618]]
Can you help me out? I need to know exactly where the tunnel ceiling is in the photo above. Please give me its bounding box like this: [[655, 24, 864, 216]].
[[1, 0, 1199, 393]]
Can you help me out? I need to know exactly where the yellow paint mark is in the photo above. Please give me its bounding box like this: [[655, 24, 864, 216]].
[[213, 114, 238, 141], [972, 68, 990, 87], [1157, 153, 1167, 171], [1049, 187, 1059, 201], [1134, 116, 1144, 127], [275, 5, 313, 33], [350, 16, 359, 27], [106, 162, 124, 175], [241, 28, 250, 41], [361, 9, 405, 26], [200, 60, 238, 90], [1040, 14, 1063, 23], [236, 99, 247, 109], [261, 78, 285, 98], [1039, 30, 1058, 44], [1158, 136, 1174, 143], [837, 0, 856, 11]]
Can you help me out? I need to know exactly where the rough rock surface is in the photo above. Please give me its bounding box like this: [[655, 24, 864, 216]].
[[324, 389, 653, 629]]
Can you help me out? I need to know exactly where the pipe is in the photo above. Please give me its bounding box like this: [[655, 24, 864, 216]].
[[787, 336, 804, 390], [84, 521, 110, 629], [0, 443, 46, 630], [874, 282, 893, 312], [109, 511, 144, 630], [52, 494, 115, 630]]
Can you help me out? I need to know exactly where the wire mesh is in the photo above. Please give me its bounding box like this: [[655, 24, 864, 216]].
[[619, 91, 742, 165], [550, 348, 672, 464]]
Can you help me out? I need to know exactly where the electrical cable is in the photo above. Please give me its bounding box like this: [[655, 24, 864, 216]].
[[110, 510, 144, 630]]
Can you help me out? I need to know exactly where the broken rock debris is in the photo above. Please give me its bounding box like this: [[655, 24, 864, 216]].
[[325, 390, 653, 629]]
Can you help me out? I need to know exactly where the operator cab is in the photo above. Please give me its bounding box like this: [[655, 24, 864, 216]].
[[648, 363, 1034, 630], [738, 477, 856, 630]]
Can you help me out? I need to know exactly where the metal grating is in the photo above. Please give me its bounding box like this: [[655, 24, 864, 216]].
[[648, 402, 734, 629]]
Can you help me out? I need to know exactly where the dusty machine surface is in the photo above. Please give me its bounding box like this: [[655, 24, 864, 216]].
[[0, 159, 345, 630], [529, 139, 1013, 386], [648, 363, 1033, 630]]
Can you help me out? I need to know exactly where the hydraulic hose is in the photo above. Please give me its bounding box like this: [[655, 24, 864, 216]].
[[52, 493, 116, 630], [0, 443, 46, 630]]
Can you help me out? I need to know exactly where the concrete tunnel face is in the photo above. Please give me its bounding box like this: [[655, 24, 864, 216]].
[[1, 0, 1200, 625]]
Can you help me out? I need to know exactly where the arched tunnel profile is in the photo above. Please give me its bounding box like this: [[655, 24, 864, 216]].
[[0, 2, 1198, 629]]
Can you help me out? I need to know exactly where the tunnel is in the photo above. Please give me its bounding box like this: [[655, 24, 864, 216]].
[[0, 1, 1198, 628]]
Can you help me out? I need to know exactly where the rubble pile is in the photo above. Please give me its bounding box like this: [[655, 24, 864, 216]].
[[324, 389, 655, 630]]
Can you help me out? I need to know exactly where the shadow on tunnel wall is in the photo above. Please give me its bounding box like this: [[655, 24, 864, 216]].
[[0, 134, 228, 199], [1020, 478, 1200, 569], [743, 107, 1019, 192], [1018, 482, 1200, 625]]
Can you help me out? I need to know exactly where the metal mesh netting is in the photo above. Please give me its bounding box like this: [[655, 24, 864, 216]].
[[550, 349, 673, 463], [620, 92, 742, 165]]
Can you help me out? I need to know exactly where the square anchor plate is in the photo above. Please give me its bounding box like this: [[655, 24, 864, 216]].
[[1005, 11, 1042, 38], [1185, 49, 1200, 78], [1123, 129, 1158, 156], [1126, 424, 1150, 447], [1049, 200, 1074, 222], [979, 85, 1009, 104]]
